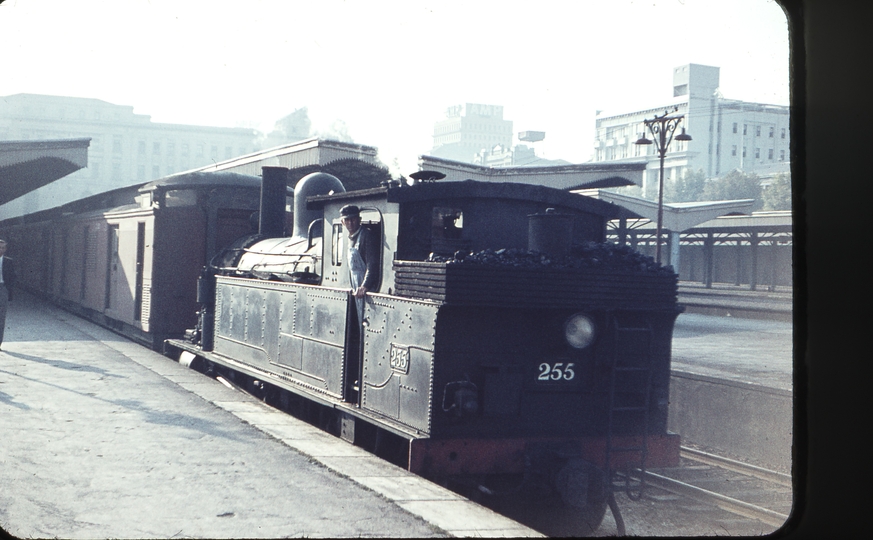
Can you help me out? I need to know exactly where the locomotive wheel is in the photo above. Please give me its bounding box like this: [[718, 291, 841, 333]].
[[541, 465, 609, 536], [554, 459, 610, 533], [477, 466, 609, 537]]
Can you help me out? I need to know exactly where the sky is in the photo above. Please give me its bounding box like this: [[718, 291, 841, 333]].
[[0, 0, 789, 176]]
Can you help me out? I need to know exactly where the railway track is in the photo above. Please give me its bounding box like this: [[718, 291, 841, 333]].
[[641, 446, 793, 530]]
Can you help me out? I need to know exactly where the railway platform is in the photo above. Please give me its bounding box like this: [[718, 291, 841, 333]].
[[668, 310, 794, 473], [0, 291, 540, 539]]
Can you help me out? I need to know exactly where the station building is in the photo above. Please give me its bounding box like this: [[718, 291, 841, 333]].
[[0, 93, 260, 217], [591, 64, 790, 198]]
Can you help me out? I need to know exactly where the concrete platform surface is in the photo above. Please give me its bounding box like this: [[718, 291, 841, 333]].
[[0, 293, 541, 539], [671, 312, 793, 392]]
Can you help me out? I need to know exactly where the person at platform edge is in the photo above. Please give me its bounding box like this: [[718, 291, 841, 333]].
[[0, 239, 16, 351], [340, 205, 379, 322]]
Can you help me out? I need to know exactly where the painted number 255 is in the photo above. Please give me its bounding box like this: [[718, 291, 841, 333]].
[[538, 362, 576, 381]]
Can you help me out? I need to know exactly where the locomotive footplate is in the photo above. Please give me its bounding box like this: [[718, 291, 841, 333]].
[[164, 338, 432, 441], [408, 433, 680, 477]]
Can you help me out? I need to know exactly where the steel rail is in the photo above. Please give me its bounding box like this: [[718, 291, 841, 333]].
[[680, 446, 792, 487], [642, 470, 790, 528]]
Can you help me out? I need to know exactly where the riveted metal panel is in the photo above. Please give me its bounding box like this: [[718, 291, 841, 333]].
[[274, 286, 349, 399], [361, 295, 439, 435], [213, 279, 271, 367], [244, 286, 266, 346], [230, 286, 247, 341], [213, 277, 350, 400], [263, 290, 282, 362]]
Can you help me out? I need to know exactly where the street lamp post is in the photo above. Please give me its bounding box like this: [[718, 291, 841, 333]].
[[634, 108, 692, 265]]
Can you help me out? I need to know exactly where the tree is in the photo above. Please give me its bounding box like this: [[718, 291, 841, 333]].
[[275, 107, 312, 140], [261, 107, 313, 148], [664, 168, 707, 203], [611, 183, 643, 199], [314, 119, 354, 143], [702, 169, 764, 210], [762, 173, 792, 211]]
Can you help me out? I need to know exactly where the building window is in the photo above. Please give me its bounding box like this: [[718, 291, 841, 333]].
[[112, 162, 122, 177], [113, 136, 123, 154], [138, 141, 146, 155], [756, 126, 761, 137], [153, 165, 161, 178], [780, 150, 785, 161], [743, 124, 747, 135], [196, 144, 204, 157], [732, 145, 737, 156], [733, 122, 738, 134], [181, 143, 189, 156], [743, 147, 747, 158], [755, 148, 761, 159], [211, 145, 219, 158], [137, 165, 145, 181], [769, 127, 775, 138], [153, 142, 161, 155], [225, 146, 233, 159], [781, 128, 786, 139], [167, 142, 175, 155], [768, 149, 774, 160]]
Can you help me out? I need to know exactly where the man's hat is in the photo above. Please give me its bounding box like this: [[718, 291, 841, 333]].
[[340, 205, 360, 218]]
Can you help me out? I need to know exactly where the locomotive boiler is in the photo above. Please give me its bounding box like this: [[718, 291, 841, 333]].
[[165, 166, 682, 534]]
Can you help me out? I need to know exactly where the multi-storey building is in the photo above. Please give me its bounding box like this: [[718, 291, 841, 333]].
[[591, 64, 790, 197], [431, 103, 514, 163], [0, 93, 260, 216]]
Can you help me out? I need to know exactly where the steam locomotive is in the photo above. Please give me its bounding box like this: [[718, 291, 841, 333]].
[[165, 166, 682, 535]]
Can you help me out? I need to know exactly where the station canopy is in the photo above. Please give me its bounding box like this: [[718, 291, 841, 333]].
[[574, 188, 756, 232], [0, 138, 91, 206], [417, 155, 647, 190]]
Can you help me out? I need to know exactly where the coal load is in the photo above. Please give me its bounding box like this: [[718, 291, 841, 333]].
[[425, 243, 672, 276], [394, 243, 678, 309]]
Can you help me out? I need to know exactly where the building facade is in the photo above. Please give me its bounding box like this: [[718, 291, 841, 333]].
[[591, 64, 790, 197], [431, 103, 514, 163], [0, 93, 259, 216]]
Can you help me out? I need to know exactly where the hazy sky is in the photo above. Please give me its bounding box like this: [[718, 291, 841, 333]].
[[0, 0, 789, 176]]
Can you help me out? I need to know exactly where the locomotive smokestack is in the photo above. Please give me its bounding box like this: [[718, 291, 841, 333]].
[[259, 166, 288, 238]]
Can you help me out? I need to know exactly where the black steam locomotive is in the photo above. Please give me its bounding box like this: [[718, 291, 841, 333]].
[[165, 166, 682, 534]]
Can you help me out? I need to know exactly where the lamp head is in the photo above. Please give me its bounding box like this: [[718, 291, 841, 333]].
[[675, 127, 692, 141]]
